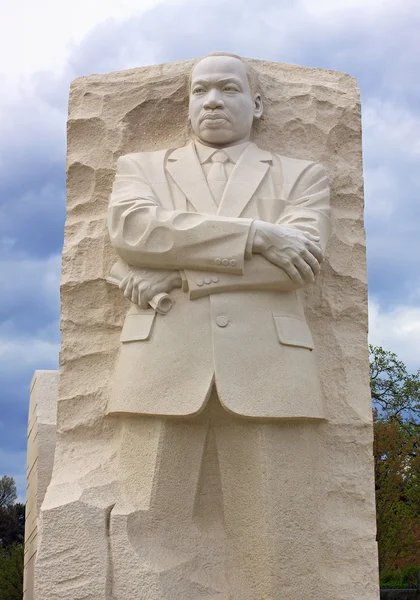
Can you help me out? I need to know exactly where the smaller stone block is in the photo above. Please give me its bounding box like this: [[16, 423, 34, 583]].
[[23, 370, 58, 600]]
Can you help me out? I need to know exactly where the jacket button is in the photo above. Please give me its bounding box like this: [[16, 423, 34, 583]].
[[222, 259, 229, 266], [196, 279, 204, 286], [215, 258, 221, 265], [216, 316, 228, 327], [230, 259, 236, 266], [212, 276, 219, 283], [204, 277, 211, 284]]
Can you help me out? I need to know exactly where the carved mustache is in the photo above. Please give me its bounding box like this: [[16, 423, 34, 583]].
[[200, 111, 229, 123]]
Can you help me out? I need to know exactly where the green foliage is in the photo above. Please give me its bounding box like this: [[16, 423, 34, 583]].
[[0, 545, 23, 600], [370, 344, 420, 424], [374, 414, 420, 572], [0, 477, 24, 599], [370, 346, 420, 581], [380, 566, 420, 589], [0, 504, 25, 548]]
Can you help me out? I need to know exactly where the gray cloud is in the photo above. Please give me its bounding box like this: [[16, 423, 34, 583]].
[[1, 0, 420, 496]]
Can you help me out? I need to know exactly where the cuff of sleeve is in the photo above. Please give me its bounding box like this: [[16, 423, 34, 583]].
[[245, 220, 256, 260]]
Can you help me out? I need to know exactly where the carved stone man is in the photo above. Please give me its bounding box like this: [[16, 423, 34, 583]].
[[107, 52, 330, 599]]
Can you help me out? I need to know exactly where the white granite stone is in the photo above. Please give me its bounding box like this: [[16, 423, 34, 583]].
[[34, 55, 379, 599], [23, 370, 58, 600]]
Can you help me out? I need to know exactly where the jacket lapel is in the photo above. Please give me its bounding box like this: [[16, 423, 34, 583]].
[[218, 143, 272, 217], [166, 142, 218, 214]]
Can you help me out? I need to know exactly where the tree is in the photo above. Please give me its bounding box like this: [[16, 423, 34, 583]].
[[0, 477, 17, 510], [374, 413, 420, 572], [370, 344, 420, 424], [0, 477, 24, 599], [0, 504, 25, 548], [370, 345, 420, 579], [0, 545, 23, 600]]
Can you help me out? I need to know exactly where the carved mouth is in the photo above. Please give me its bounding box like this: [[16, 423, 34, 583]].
[[200, 112, 228, 123]]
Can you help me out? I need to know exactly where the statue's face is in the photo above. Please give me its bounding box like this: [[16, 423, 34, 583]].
[[189, 56, 262, 147]]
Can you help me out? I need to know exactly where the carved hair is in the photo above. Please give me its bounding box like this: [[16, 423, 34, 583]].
[[190, 51, 262, 97]]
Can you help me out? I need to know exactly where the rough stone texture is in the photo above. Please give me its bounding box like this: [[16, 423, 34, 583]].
[[35, 58, 380, 599], [24, 370, 58, 600]]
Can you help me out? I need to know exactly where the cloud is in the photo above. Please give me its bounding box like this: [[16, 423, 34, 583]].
[[363, 166, 398, 220], [1, 0, 420, 498], [0, 252, 60, 494], [0, 182, 65, 257], [0, 323, 59, 490], [0, 253, 60, 319], [0, 311, 60, 417], [369, 298, 420, 372], [363, 99, 420, 164], [0, 335, 59, 379], [0, 0, 169, 78], [361, 97, 420, 305]]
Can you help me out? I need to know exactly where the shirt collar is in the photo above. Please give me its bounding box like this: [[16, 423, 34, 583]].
[[194, 139, 251, 165]]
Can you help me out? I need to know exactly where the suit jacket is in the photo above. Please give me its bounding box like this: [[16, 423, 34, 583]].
[[107, 141, 331, 419]]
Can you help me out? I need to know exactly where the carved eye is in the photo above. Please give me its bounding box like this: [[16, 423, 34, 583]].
[[223, 85, 240, 93], [192, 86, 205, 95]]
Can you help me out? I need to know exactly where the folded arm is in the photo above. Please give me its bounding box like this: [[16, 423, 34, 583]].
[[108, 154, 253, 274], [108, 156, 331, 301], [184, 161, 331, 296]]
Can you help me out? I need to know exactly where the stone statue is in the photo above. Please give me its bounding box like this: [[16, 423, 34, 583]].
[[106, 52, 330, 598], [107, 52, 330, 419], [32, 52, 380, 600]]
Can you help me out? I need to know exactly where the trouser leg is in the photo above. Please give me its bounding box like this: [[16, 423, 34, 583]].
[[109, 411, 228, 599], [212, 397, 323, 600]]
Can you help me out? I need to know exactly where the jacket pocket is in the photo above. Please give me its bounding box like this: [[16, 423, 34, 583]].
[[120, 313, 156, 342], [272, 314, 314, 350]]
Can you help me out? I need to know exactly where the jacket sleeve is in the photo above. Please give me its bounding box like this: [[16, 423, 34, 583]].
[[107, 153, 254, 274], [278, 161, 331, 253], [184, 161, 331, 297], [184, 256, 301, 299]]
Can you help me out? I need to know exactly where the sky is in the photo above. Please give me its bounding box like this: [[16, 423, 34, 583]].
[[0, 0, 419, 498]]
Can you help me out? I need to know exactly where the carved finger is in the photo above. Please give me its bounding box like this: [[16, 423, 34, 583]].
[[282, 262, 304, 285], [119, 274, 130, 291], [302, 250, 321, 275], [131, 284, 139, 306], [167, 273, 182, 290], [263, 246, 284, 268], [294, 258, 315, 283], [137, 281, 151, 309], [148, 282, 165, 298], [302, 231, 320, 242], [173, 276, 182, 289], [305, 240, 323, 262], [123, 278, 134, 299]]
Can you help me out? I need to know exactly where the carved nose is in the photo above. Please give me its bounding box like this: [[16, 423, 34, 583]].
[[204, 92, 224, 109]]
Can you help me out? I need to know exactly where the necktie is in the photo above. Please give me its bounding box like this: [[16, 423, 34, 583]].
[[207, 151, 229, 206]]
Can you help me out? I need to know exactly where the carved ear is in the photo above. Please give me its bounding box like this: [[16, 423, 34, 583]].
[[254, 93, 263, 120]]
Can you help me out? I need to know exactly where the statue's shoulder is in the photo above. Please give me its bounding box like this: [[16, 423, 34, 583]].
[[272, 152, 314, 171], [251, 144, 315, 172], [270, 152, 326, 185], [117, 148, 172, 166], [115, 148, 176, 180]]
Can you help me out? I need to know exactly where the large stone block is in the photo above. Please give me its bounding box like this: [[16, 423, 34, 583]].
[[34, 57, 379, 599]]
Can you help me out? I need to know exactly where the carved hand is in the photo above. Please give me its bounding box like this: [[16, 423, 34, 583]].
[[251, 220, 323, 284], [119, 269, 182, 309]]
